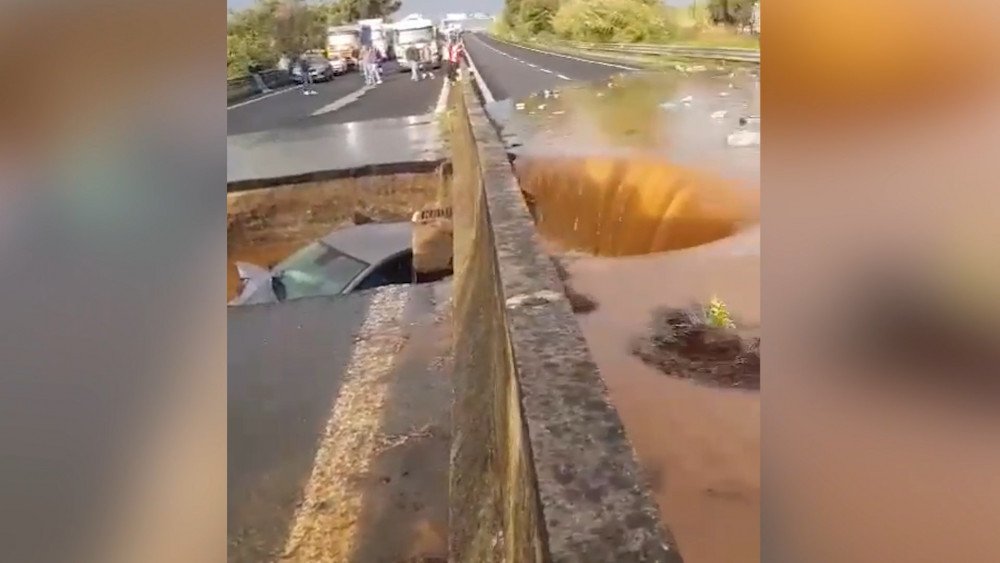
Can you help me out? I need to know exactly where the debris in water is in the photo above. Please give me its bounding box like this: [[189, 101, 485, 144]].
[[515, 102, 526, 110], [660, 102, 677, 110], [538, 104, 546, 110], [711, 110, 728, 120], [596, 92, 605, 97], [680, 95, 693, 104], [739, 115, 761, 127], [719, 91, 730, 97], [727, 130, 761, 147], [631, 306, 760, 390], [552, 110, 565, 115], [729, 82, 735, 89]]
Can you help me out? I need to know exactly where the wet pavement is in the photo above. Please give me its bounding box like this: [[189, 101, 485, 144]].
[[227, 114, 446, 185], [228, 282, 453, 563], [492, 69, 761, 563]]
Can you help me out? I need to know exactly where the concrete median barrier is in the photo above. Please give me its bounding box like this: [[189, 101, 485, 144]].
[[447, 73, 682, 562]]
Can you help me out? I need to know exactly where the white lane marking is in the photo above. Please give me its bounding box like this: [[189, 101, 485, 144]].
[[310, 84, 372, 116], [434, 76, 451, 114], [227, 83, 301, 110], [557, 74, 571, 80], [487, 34, 640, 71], [278, 287, 409, 562], [464, 36, 496, 103], [469, 34, 567, 83]]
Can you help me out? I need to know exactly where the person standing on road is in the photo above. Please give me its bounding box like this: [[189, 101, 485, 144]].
[[360, 46, 373, 85], [369, 47, 383, 85], [421, 43, 434, 80], [298, 55, 317, 96], [406, 44, 421, 82], [445, 36, 463, 83], [248, 61, 272, 94]]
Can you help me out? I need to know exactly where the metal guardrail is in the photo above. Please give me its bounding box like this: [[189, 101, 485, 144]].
[[227, 69, 294, 104], [521, 37, 760, 64]]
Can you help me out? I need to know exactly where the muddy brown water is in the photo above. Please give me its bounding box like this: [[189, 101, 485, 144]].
[[524, 160, 761, 563], [227, 172, 445, 301], [502, 69, 761, 563]]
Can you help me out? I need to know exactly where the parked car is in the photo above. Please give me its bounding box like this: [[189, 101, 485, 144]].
[[290, 55, 336, 83], [231, 222, 415, 306], [328, 56, 349, 75]]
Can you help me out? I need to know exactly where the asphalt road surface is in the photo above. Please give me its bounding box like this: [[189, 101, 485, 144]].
[[228, 36, 636, 136], [463, 32, 636, 102], [227, 60, 446, 135], [228, 283, 453, 562]]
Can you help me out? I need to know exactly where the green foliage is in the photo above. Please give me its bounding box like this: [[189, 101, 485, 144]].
[[706, 296, 736, 329], [707, 0, 756, 28], [551, 0, 675, 43]]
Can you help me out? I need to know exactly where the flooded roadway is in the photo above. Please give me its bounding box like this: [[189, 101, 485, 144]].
[[491, 68, 761, 563]]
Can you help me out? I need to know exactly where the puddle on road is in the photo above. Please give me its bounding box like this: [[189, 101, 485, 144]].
[[227, 171, 446, 301], [503, 69, 761, 563]]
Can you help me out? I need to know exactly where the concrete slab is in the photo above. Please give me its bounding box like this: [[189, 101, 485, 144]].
[[228, 282, 453, 563], [227, 114, 447, 186]]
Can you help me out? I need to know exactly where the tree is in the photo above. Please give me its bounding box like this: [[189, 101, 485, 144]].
[[708, 0, 756, 28]]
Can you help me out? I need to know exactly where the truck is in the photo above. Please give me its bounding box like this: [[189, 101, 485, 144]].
[[358, 18, 392, 60], [326, 25, 361, 70], [392, 15, 441, 71], [441, 13, 467, 36]]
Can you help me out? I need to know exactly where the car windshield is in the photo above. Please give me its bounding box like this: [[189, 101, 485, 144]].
[[398, 28, 433, 44], [275, 243, 368, 300], [305, 55, 327, 65]]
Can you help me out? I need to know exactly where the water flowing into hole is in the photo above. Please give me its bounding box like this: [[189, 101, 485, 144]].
[[514, 155, 758, 257]]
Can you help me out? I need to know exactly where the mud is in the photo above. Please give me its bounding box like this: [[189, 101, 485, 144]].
[[227, 172, 445, 301], [632, 307, 760, 390]]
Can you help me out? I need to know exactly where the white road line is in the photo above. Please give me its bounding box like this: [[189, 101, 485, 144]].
[[227, 83, 301, 110], [488, 34, 640, 71], [278, 287, 409, 563], [434, 76, 451, 114], [464, 37, 496, 103], [557, 74, 571, 80], [310, 84, 372, 116], [469, 34, 567, 84]]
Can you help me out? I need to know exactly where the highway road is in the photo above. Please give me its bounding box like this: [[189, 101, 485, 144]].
[[227, 60, 446, 136], [227, 34, 636, 136], [463, 32, 636, 102]]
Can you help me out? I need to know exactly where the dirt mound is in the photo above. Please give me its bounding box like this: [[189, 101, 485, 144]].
[[632, 307, 759, 390]]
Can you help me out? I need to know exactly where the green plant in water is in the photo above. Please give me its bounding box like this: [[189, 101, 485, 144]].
[[706, 296, 736, 329]]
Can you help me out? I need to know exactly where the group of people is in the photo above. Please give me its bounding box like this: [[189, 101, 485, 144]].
[[251, 33, 464, 99], [403, 34, 465, 84]]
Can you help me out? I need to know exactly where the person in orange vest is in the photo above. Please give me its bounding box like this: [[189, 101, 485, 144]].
[[445, 33, 464, 83]]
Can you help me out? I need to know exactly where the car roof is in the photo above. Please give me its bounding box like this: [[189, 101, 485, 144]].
[[317, 222, 413, 265]]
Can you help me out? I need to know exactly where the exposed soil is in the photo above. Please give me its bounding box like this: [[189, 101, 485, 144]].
[[632, 307, 760, 390], [227, 172, 445, 301], [551, 257, 598, 314]]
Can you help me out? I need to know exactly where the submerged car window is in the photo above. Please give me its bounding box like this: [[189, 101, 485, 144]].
[[276, 243, 368, 300]]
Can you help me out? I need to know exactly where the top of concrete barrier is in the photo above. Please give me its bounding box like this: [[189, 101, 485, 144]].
[[461, 81, 682, 562]]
